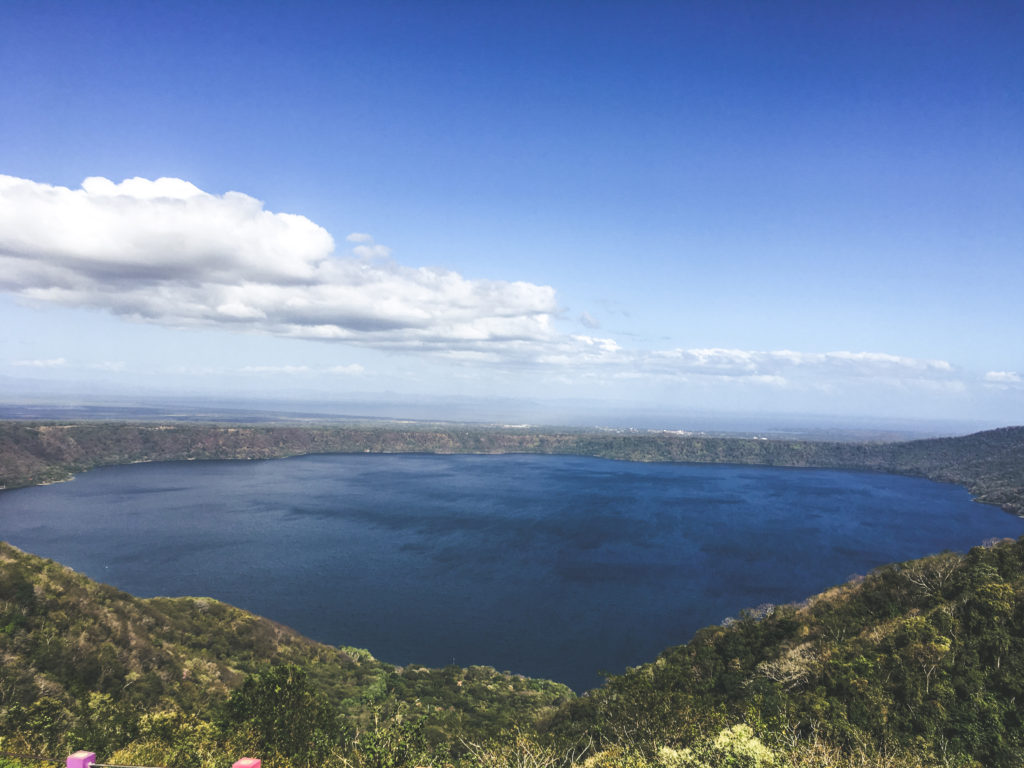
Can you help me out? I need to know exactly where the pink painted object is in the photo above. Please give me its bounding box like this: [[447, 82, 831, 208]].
[[233, 760, 261, 768], [67, 752, 96, 768]]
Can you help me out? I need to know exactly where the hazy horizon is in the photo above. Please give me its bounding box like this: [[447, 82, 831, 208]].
[[0, 386, 1006, 442]]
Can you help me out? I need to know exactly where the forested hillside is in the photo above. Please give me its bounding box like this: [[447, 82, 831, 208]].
[[3, 422, 1024, 767], [561, 535, 1024, 767], [2, 422, 1022, 514], [5, 536, 1024, 767], [0, 542, 571, 766]]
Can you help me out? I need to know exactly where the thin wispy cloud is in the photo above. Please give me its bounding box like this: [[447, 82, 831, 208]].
[[984, 371, 1022, 388], [12, 357, 67, 367], [328, 364, 365, 375], [236, 363, 365, 376], [239, 365, 311, 374], [542, 346, 962, 394], [90, 361, 127, 371], [642, 348, 955, 381]]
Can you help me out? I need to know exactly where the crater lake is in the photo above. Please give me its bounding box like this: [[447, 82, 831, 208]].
[[2, 453, 1022, 691]]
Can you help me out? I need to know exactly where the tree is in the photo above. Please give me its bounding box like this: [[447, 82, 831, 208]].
[[658, 724, 784, 768], [220, 665, 345, 768]]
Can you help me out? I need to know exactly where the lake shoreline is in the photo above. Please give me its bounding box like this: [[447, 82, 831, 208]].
[[2, 421, 1023, 516], [3, 452, 1022, 692]]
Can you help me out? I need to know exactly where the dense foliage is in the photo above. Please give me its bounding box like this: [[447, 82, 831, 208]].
[[4, 535, 1024, 767], [0, 542, 571, 766], [561, 536, 1024, 767], [2, 422, 1024, 766], [2, 422, 1023, 513]]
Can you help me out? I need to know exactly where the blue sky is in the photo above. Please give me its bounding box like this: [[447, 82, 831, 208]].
[[1, 1, 1022, 427]]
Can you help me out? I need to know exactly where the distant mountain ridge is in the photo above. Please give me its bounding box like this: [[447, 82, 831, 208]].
[[2, 421, 1022, 514]]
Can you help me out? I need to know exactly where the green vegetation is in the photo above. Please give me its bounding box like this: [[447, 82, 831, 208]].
[[0, 542, 571, 766], [5, 536, 1024, 766], [2, 422, 1023, 513], [2, 421, 1024, 766], [560, 536, 1024, 767]]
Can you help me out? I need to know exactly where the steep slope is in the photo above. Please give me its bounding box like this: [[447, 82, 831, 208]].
[[563, 536, 1024, 767], [0, 542, 572, 762], [6, 535, 1024, 767], [3, 422, 1024, 767]]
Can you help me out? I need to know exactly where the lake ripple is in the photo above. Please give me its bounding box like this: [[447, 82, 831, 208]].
[[1, 453, 1021, 692]]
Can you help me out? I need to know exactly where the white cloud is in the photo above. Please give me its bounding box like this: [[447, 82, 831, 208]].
[[345, 232, 392, 259], [352, 243, 393, 260], [82, 176, 204, 200], [984, 370, 1021, 383], [239, 365, 311, 374], [984, 370, 1022, 388], [579, 311, 600, 329], [0, 175, 558, 356], [12, 357, 67, 367], [571, 335, 620, 353], [328, 363, 365, 375], [0, 174, 986, 401], [641, 348, 955, 381]]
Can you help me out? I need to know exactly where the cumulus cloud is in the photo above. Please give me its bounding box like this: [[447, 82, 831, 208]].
[[0, 175, 558, 356], [533, 335, 622, 367], [0, 174, 977, 396], [347, 233, 393, 261]]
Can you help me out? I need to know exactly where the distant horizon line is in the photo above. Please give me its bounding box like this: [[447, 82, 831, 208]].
[[0, 394, 1010, 442]]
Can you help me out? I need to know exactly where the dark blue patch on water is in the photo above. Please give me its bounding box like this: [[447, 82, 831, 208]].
[[1, 454, 1022, 692]]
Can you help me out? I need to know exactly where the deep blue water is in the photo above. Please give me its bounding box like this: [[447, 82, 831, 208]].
[[1, 454, 1022, 692]]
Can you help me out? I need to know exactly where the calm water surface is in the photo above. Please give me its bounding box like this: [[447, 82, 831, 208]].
[[2, 454, 1022, 691]]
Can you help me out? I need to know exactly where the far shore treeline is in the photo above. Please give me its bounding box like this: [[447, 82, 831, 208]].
[[2, 421, 1024, 768], [2, 421, 1023, 515]]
